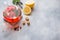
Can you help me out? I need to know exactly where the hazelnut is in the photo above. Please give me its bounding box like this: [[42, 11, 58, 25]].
[[20, 27, 22, 29], [22, 21, 25, 25], [25, 17, 29, 21], [27, 21, 30, 26]]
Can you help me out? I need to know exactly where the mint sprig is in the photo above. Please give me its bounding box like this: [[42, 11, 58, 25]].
[[13, 0, 20, 5]]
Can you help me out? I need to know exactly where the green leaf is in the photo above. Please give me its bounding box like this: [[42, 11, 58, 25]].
[[13, 0, 20, 4]]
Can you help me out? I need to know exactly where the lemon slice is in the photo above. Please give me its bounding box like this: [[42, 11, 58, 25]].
[[23, 6, 31, 15], [25, 0, 35, 8]]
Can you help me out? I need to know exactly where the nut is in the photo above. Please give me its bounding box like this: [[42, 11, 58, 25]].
[[27, 21, 30, 26], [14, 26, 19, 31], [22, 21, 25, 25], [25, 17, 29, 21], [20, 27, 22, 29]]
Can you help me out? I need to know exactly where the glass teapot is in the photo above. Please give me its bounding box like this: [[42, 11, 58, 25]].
[[3, 5, 22, 23]]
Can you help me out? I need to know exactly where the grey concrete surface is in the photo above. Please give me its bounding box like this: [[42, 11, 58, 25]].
[[0, 0, 60, 40]]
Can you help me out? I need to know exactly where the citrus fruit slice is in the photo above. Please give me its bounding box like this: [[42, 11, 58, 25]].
[[25, 0, 35, 8], [23, 6, 31, 15]]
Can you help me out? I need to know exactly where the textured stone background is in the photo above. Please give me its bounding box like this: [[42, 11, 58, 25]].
[[0, 0, 60, 40]]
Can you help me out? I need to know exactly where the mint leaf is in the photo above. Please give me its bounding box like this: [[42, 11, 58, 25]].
[[13, 0, 20, 4]]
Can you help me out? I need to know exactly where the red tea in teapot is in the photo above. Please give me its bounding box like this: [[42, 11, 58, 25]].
[[3, 6, 22, 23]]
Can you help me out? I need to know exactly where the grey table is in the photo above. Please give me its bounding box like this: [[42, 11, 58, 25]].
[[0, 0, 60, 40]]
